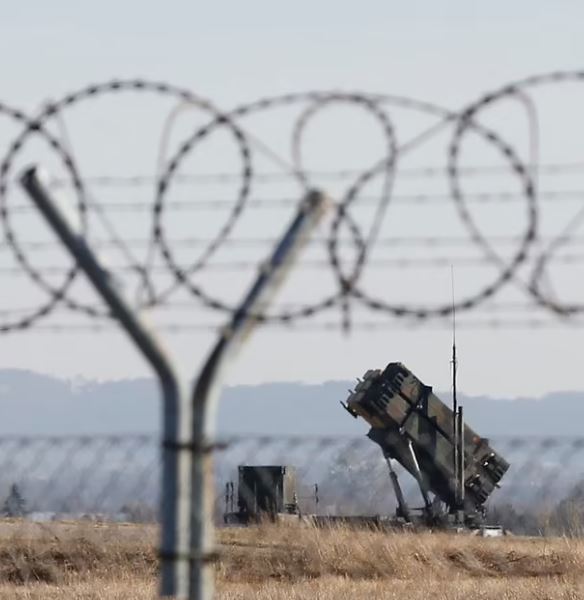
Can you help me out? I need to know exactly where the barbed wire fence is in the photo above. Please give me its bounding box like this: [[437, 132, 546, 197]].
[[0, 70, 584, 598]]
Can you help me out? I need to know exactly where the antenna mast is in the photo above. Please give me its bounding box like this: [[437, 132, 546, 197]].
[[451, 266, 460, 514], [451, 266, 457, 429]]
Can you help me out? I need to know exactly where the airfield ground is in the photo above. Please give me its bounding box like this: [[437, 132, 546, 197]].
[[0, 520, 581, 599]]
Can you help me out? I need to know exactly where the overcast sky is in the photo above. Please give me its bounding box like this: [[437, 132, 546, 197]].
[[1, 2, 583, 398]]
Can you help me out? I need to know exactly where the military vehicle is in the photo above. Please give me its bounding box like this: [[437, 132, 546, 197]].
[[341, 362, 509, 528], [224, 465, 299, 523]]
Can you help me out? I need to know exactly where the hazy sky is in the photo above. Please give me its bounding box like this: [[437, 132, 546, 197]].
[[1, 2, 584, 398]]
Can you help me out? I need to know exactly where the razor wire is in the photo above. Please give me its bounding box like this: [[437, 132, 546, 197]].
[[0, 71, 584, 332], [0, 434, 582, 537]]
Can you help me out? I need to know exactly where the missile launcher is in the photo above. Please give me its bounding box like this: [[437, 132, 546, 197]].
[[342, 362, 509, 525]]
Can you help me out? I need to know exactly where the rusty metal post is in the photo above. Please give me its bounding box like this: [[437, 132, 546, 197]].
[[20, 166, 192, 598], [189, 190, 328, 599]]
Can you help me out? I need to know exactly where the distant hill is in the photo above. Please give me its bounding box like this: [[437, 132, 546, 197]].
[[0, 368, 582, 437]]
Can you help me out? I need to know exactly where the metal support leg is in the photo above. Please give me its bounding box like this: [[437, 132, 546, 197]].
[[189, 190, 328, 599], [384, 453, 410, 522], [20, 167, 192, 598], [406, 439, 432, 517]]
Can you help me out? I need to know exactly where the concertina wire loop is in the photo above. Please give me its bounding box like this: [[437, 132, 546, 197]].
[[0, 71, 583, 333]]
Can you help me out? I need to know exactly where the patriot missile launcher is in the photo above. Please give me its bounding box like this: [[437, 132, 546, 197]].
[[342, 362, 509, 527]]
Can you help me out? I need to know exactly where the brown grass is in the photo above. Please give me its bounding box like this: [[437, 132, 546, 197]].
[[0, 520, 583, 598]]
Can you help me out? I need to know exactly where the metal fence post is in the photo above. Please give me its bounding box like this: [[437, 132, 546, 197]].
[[189, 190, 329, 599], [20, 166, 192, 598]]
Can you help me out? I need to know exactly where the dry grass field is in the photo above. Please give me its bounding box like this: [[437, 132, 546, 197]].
[[0, 520, 583, 599]]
